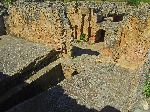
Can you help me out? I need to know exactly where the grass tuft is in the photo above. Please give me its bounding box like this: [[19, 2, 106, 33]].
[[143, 70, 150, 97], [127, 0, 141, 5]]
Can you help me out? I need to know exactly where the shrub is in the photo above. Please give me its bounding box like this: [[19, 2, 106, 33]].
[[144, 80, 150, 97], [80, 33, 86, 41], [1, 0, 14, 4], [4, 0, 12, 3], [143, 71, 150, 97]]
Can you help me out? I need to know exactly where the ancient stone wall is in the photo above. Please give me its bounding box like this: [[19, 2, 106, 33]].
[[5, 1, 150, 69], [6, 1, 73, 55], [6, 1, 109, 54], [66, 3, 99, 42], [115, 17, 150, 69], [98, 15, 150, 69]]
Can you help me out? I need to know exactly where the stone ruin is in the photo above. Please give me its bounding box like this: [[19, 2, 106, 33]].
[[0, 1, 150, 112], [5, 1, 150, 69]]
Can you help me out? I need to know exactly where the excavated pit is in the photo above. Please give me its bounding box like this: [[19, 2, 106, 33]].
[[0, 63, 65, 112], [0, 35, 71, 112], [0, 51, 58, 96], [0, 16, 6, 36], [0, 36, 80, 112], [0, 1, 150, 112]]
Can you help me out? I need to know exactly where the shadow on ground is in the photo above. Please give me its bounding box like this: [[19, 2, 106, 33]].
[[0, 72, 9, 79], [72, 46, 100, 57], [0, 63, 64, 112], [0, 71, 120, 112], [0, 16, 6, 36], [5, 85, 121, 112], [100, 105, 121, 112]]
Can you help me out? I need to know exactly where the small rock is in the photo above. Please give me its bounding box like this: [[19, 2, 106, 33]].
[[141, 100, 149, 111], [134, 108, 143, 112]]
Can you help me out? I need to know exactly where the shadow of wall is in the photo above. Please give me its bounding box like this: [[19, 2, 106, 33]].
[[0, 71, 121, 112]]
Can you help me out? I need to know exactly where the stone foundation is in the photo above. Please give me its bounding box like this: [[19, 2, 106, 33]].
[[5, 1, 150, 69]]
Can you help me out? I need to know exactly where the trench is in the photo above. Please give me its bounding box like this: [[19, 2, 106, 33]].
[[0, 16, 6, 36], [95, 29, 105, 42], [0, 63, 65, 112], [0, 51, 59, 96]]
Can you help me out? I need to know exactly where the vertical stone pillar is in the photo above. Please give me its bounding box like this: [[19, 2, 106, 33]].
[[89, 8, 100, 43]]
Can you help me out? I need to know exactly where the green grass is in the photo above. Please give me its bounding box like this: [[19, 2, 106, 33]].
[[143, 72, 150, 97], [127, 0, 150, 5], [2, 0, 12, 3], [80, 33, 87, 41], [144, 81, 150, 97], [46, 0, 150, 5], [127, 0, 141, 5], [1, 0, 15, 4]]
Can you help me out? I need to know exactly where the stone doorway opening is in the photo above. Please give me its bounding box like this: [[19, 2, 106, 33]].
[[97, 15, 105, 23], [108, 13, 125, 22], [95, 29, 105, 43], [113, 14, 124, 22]]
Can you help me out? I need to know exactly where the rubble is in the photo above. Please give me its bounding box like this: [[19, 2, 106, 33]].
[[0, 1, 150, 112], [0, 35, 58, 107], [5, 1, 150, 70]]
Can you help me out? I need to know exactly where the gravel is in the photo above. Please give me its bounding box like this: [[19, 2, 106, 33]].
[[59, 62, 142, 111], [0, 35, 54, 76], [2, 1, 150, 112], [6, 54, 149, 112]]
